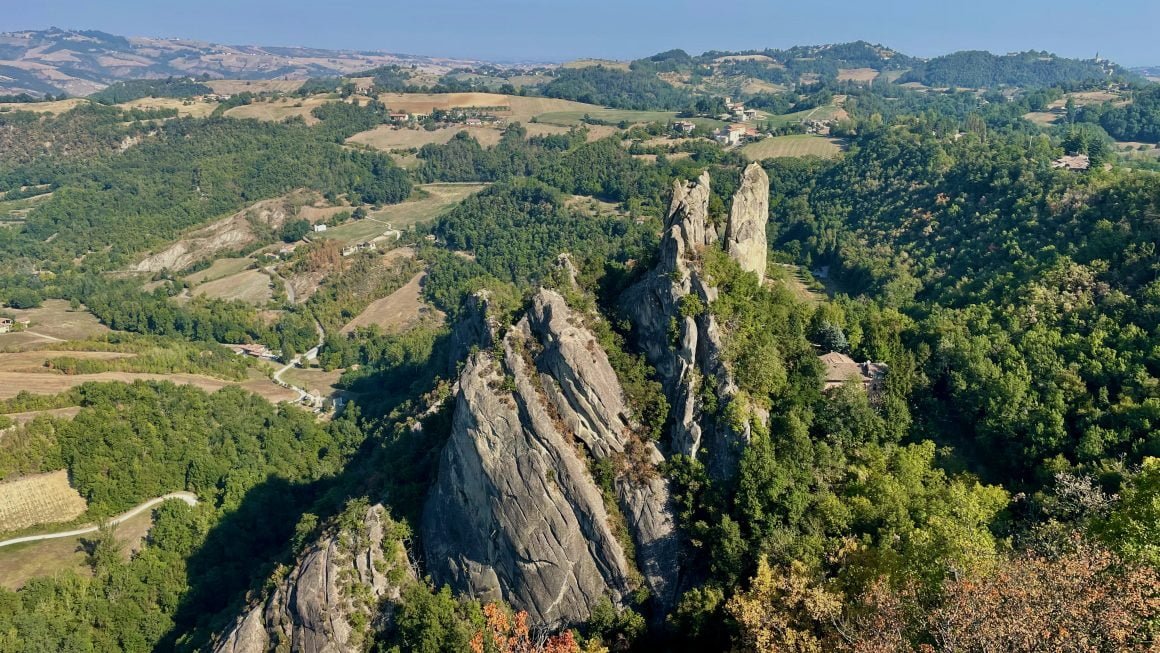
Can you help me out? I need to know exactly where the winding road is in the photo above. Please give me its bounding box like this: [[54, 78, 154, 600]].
[[0, 492, 198, 549]]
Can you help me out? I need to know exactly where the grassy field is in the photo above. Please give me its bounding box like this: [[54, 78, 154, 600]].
[[741, 135, 845, 160], [224, 96, 337, 124], [1024, 111, 1060, 126], [116, 96, 219, 118], [0, 470, 87, 533], [183, 257, 256, 285], [0, 98, 88, 114], [0, 301, 110, 344], [0, 505, 155, 590], [192, 269, 273, 305], [323, 183, 486, 244], [347, 124, 506, 150], [340, 272, 441, 334], [280, 368, 343, 398], [837, 68, 880, 82], [207, 79, 305, 95], [0, 368, 297, 402], [761, 103, 849, 128], [768, 264, 825, 304]]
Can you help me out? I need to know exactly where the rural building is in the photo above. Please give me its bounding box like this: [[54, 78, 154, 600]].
[[464, 117, 484, 126], [0, 317, 11, 334], [228, 343, 279, 360], [389, 112, 410, 122], [819, 352, 888, 394], [1052, 154, 1091, 171], [312, 224, 328, 232], [673, 120, 696, 133]]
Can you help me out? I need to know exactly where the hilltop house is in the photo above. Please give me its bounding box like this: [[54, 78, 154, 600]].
[[819, 352, 888, 394]]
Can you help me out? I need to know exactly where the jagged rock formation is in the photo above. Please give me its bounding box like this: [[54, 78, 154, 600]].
[[422, 289, 680, 626], [724, 163, 770, 281], [214, 504, 412, 653], [620, 165, 770, 477]]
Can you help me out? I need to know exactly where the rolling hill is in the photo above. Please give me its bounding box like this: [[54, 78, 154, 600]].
[[0, 27, 493, 97]]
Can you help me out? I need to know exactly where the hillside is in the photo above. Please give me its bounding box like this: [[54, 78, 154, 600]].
[[0, 27, 495, 97]]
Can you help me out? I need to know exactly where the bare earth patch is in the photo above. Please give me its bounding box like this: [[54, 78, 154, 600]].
[[347, 124, 505, 150], [0, 470, 87, 533], [115, 96, 219, 118]]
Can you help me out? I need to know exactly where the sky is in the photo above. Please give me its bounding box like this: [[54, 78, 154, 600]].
[[5, 0, 1159, 66]]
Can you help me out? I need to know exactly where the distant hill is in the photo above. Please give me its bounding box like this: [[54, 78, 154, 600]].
[[899, 50, 1126, 88], [1132, 66, 1160, 81], [0, 27, 494, 97]]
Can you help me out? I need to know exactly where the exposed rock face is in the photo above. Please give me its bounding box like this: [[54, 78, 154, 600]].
[[621, 169, 763, 477], [446, 289, 498, 375], [423, 289, 681, 626], [724, 163, 770, 281], [214, 504, 411, 653]]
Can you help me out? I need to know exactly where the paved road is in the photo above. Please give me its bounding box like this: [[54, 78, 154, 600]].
[[0, 492, 198, 549]]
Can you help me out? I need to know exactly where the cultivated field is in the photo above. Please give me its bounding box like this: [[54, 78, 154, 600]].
[[116, 96, 219, 118], [0, 301, 110, 344], [0, 369, 298, 403], [192, 269, 273, 305], [0, 470, 87, 533], [340, 272, 442, 334], [323, 183, 486, 244], [207, 79, 306, 95], [0, 350, 134, 373], [837, 68, 880, 82], [741, 135, 845, 160]]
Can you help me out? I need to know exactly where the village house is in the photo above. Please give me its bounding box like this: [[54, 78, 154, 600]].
[[464, 117, 484, 127], [312, 224, 328, 233], [819, 352, 888, 394], [0, 317, 11, 334], [673, 120, 696, 134], [1052, 154, 1091, 171], [715, 124, 755, 146], [388, 112, 410, 123]]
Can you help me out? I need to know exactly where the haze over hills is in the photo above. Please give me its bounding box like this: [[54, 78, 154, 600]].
[[0, 27, 1140, 98], [0, 27, 498, 97]]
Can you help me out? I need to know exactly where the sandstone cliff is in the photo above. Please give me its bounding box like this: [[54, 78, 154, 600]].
[[422, 289, 680, 626], [214, 504, 411, 653], [620, 165, 770, 477]]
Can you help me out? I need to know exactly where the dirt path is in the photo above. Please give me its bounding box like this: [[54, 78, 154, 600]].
[[0, 492, 198, 548]]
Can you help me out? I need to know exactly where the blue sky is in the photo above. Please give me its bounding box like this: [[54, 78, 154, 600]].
[[6, 0, 1159, 66]]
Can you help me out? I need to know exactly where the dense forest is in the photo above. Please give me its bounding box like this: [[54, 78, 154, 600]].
[[542, 66, 693, 110], [89, 78, 214, 104], [899, 50, 1121, 88]]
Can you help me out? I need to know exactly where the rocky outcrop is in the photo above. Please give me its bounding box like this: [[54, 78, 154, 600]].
[[724, 163, 770, 281], [423, 289, 681, 626], [214, 504, 412, 653], [621, 167, 769, 477]]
